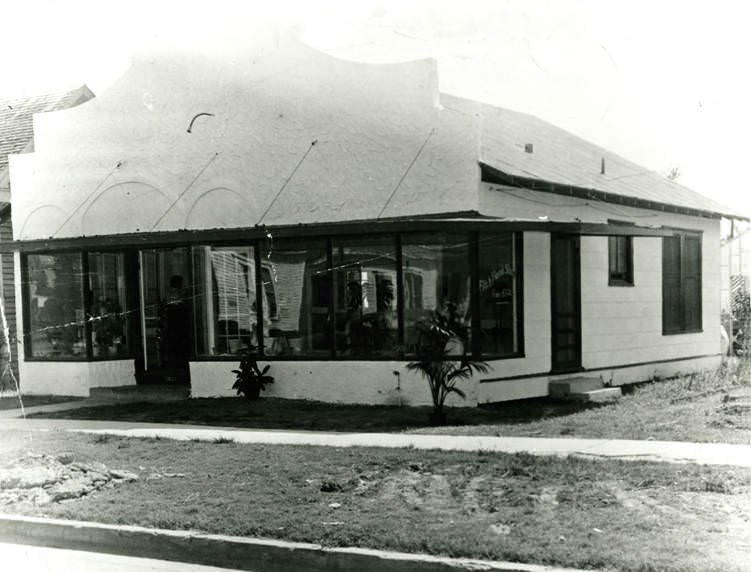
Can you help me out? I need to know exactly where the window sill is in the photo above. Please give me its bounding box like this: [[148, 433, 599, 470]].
[[608, 279, 634, 287], [662, 329, 703, 336], [478, 352, 525, 361], [24, 357, 91, 363]]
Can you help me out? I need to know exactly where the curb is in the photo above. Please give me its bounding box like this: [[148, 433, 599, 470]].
[[0, 514, 587, 572]]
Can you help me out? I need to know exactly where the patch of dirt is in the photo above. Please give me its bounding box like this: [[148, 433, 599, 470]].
[[615, 484, 751, 549], [372, 468, 567, 515], [0, 453, 138, 507], [706, 388, 751, 431]]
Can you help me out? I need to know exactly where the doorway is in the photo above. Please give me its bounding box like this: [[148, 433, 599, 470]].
[[550, 234, 582, 373], [139, 248, 192, 384]]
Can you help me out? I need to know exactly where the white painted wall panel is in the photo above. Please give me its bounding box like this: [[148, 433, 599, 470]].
[[18, 362, 90, 397], [89, 360, 137, 388], [190, 360, 477, 407]]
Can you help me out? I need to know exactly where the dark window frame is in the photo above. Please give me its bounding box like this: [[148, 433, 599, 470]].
[[21, 230, 526, 363], [608, 235, 634, 286], [662, 230, 703, 335], [87, 251, 132, 360], [474, 231, 525, 360], [22, 250, 136, 362]]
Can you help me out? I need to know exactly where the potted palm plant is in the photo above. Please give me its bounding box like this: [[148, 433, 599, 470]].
[[232, 353, 274, 400], [406, 302, 488, 425]]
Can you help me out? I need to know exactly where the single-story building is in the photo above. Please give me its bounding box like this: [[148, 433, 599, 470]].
[[4, 40, 746, 405]]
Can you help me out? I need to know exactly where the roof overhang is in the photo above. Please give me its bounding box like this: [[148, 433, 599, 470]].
[[0, 211, 679, 254], [480, 161, 749, 222]]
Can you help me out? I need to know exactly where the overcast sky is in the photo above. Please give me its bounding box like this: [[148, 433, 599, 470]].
[[1, 0, 749, 215]]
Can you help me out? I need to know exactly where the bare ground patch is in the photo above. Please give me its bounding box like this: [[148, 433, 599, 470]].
[[1, 430, 750, 571]]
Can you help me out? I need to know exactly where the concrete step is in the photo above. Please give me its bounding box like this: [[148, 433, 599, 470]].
[[570, 387, 622, 403], [549, 376, 603, 399]]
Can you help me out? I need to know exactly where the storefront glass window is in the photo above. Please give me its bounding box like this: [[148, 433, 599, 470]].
[[402, 233, 471, 355], [193, 246, 258, 356], [478, 233, 520, 357], [332, 236, 398, 356], [261, 239, 331, 356], [26, 253, 86, 358], [88, 252, 129, 358]]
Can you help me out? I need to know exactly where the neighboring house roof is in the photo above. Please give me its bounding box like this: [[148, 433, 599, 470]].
[[462, 96, 745, 220], [0, 85, 94, 179]]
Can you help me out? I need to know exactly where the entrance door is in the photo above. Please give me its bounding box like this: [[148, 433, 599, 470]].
[[550, 235, 582, 373], [139, 248, 192, 384]]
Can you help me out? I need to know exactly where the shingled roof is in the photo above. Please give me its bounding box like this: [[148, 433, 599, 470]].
[[0, 85, 94, 177], [464, 96, 745, 220]]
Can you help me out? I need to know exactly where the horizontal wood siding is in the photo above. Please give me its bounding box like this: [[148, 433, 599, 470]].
[[0, 213, 19, 387]]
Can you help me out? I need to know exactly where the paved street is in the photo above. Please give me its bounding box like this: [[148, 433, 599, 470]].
[[0, 542, 245, 572]]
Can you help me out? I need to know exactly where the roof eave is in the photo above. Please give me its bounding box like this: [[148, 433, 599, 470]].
[[480, 161, 749, 222]]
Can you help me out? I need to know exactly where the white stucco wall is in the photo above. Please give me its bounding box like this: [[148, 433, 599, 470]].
[[89, 360, 137, 388], [190, 360, 477, 407], [9, 41, 480, 242], [18, 361, 90, 397], [17, 360, 136, 396]]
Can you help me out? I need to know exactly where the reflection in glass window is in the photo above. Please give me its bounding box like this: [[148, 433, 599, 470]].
[[402, 234, 471, 354], [88, 253, 129, 357], [261, 239, 330, 356], [332, 237, 398, 356], [27, 253, 85, 358], [193, 246, 258, 356], [478, 233, 520, 356]]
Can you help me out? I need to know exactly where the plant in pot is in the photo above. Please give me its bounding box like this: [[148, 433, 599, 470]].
[[232, 353, 274, 400]]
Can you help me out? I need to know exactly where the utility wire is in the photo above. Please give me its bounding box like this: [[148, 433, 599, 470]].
[[150, 152, 219, 231], [257, 140, 318, 225], [377, 129, 435, 219], [51, 161, 122, 238]]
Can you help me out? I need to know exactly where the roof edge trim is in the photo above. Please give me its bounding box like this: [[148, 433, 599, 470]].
[[4, 216, 676, 254], [480, 162, 748, 222]]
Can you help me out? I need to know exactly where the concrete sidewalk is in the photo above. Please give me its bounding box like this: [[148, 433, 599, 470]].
[[2, 416, 750, 468]]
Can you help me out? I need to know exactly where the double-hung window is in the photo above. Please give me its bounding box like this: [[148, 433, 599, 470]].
[[662, 232, 702, 334]]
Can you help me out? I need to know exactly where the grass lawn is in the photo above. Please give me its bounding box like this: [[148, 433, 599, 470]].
[[1, 430, 749, 572], [0, 393, 82, 411], [31, 361, 751, 444]]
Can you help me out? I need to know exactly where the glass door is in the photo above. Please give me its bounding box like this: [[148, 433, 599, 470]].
[[139, 248, 192, 383]]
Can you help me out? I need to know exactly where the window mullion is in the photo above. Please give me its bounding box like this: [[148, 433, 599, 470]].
[[679, 235, 686, 331], [470, 232, 480, 359], [82, 251, 93, 360], [395, 234, 404, 358], [327, 237, 335, 358], [254, 241, 264, 356]]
